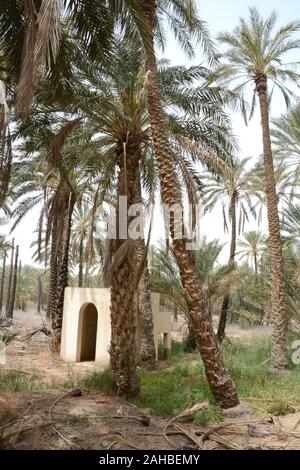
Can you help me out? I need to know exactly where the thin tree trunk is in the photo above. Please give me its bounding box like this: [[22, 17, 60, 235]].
[[16, 260, 22, 311], [0, 250, 7, 315], [137, 252, 156, 369], [217, 191, 237, 342], [37, 274, 42, 313], [142, 2, 238, 407], [5, 238, 14, 317], [50, 195, 75, 353], [135, 177, 156, 370], [7, 245, 19, 320], [84, 263, 89, 287], [173, 304, 178, 323], [110, 145, 141, 397], [254, 252, 258, 275], [257, 78, 288, 369], [78, 234, 84, 287], [47, 217, 58, 321]]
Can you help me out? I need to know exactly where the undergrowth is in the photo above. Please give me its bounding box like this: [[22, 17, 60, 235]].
[[79, 335, 300, 425], [0, 370, 41, 392]]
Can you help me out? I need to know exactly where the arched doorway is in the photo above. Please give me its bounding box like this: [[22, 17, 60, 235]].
[[80, 303, 98, 361]]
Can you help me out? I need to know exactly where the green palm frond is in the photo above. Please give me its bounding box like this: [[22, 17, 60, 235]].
[[214, 7, 300, 119]]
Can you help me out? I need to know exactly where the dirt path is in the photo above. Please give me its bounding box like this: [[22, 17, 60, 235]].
[[2, 311, 299, 450], [1, 388, 300, 450], [2, 310, 104, 387]]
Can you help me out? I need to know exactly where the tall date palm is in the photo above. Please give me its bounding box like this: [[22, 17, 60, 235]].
[[2, 0, 239, 406], [128, 0, 239, 406], [215, 7, 300, 369], [203, 158, 256, 341]]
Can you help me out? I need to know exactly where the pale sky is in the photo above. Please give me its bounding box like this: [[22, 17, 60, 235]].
[[3, 0, 300, 266]]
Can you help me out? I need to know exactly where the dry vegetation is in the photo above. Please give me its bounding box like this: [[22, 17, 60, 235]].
[[0, 315, 300, 450]]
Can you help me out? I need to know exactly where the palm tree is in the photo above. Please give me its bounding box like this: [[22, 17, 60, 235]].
[[0, 130, 12, 207], [215, 7, 300, 370], [137, 246, 156, 369], [37, 274, 43, 313], [5, 238, 14, 317], [118, 0, 238, 407], [71, 205, 89, 288], [282, 203, 300, 243], [203, 157, 256, 341], [52, 187, 76, 352], [0, 1, 114, 118], [272, 103, 300, 181], [79, 42, 237, 396], [248, 159, 295, 224], [0, 234, 10, 315], [7, 245, 19, 320], [150, 238, 238, 345], [0, 249, 7, 315], [11, 143, 73, 350], [70, 203, 102, 288], [237, 231, 267, 275], [12, 114, 96, 351], [2, 0, 239, 405]]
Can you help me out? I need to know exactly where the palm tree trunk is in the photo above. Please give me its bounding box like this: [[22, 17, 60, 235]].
[[47, 217, 58, 321], [37, 274, 42, 313], [257, 77, 288, 369], [142, 2, 238, 407], [5, 239, 14, 317], [78, 234, 84, 287], [254, 253, 258, 275], [7, 245, 19, 320], [217, 191, 237, 342], [110, 146, 141, 397], [0, 250, 7, 315], [15, 260, 21, 311], [50, 195, 75, 353], [173, 304, 178, 323], [186, 324, 197, 351], [137, 249, 156, 369], [84, 263, 89, 287], [135, 177, 156, 370]]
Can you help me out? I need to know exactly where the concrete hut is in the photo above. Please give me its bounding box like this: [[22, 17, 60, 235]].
[[60, 288, 172, 366]]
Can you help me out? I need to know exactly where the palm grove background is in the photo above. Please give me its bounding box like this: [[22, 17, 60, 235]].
[[1, 1, 300, 407]]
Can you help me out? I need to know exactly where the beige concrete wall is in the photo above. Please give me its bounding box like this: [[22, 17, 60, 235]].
[[60, 288, 172, 366], [60, 287, 111, 367], [151, 293, 172, 359]]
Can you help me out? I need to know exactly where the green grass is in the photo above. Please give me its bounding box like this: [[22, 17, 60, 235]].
[[137, 364, 212, 418], [0, 370, 41, 392], [80, 368, 117, 394], [73, 335, 300, 425], [266, 402, 296, 416], [157, 338, 199, 362], [223, 337, 300, 405], [165, 339, 198, 363]]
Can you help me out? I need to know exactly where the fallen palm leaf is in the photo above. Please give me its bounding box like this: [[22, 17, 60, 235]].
[[0, 400, 33, 432], [163, 401, 209, 448], [169, 401, 210, 423]]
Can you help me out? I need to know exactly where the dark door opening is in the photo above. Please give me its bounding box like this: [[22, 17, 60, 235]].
[[80, 303, 98, 361]]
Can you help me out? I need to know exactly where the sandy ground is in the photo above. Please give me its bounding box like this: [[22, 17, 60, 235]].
[[1, 310, 299, 450], [1, 388, 300, 450], [172, 313, 271, 343], [1, 310, 105, 386]]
